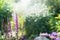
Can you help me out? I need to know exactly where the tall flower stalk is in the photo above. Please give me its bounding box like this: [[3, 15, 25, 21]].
[[7, 17, 12, 39], [7, 18, 12, 32], [2, 18, 7, 39], [15, 14, 18, 40], [2, 18, 7, 32]]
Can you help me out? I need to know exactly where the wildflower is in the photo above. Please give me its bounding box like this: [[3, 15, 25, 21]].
[[15, 14, 18, 40], [51, 32, 57, 37], [15, 14, 18, 33]]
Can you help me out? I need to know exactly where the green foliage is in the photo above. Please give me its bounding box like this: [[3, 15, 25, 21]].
[[48, 15, 57, 32], [0, 0, 12, 18], [46, 0, 60, 16], [27, 35, 37, 40], [0, 0, 12, 35], [25, 15, 57, 37], [46, 0, 60, 32]]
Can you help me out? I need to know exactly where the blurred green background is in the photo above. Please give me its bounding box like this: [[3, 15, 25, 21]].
[[0, 0, 60, 40]]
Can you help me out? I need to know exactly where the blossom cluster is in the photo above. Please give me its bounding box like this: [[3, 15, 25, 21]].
[[40, 32, 60, 40]]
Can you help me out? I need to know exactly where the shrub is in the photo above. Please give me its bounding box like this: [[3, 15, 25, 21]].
[[24, 15, 56, 37]]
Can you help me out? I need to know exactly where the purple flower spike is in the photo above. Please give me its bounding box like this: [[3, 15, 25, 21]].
[[15, 14, 19, 40], [15, 14, 18, 34], [7, 18, 11, 31]]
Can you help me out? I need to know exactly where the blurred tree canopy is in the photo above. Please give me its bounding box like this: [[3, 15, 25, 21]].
[[46, 0, 60, 17]]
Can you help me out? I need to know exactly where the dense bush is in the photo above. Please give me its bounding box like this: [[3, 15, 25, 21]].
[[24, 0, 60, 39], [24, 15, 57, 37]]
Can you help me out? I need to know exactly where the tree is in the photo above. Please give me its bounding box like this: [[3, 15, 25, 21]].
[[46, 0, 60, 16]]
